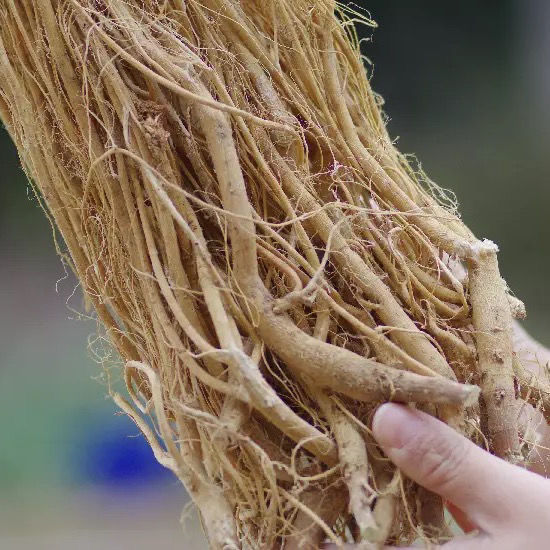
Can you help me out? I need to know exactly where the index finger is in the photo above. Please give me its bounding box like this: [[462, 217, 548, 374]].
[[372, 404, 550, 533]]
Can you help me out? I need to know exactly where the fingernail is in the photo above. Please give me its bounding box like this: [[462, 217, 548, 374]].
[[372, 403, 424, 450]]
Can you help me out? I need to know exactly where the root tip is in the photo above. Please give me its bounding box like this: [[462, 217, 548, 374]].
[[469, 238, 499, 259]]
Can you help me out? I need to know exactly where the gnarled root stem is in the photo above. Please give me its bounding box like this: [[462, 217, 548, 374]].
[[468, 242, 520, 459]]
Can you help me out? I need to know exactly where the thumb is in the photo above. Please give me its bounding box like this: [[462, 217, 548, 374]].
[[372, 403, 539, 532]]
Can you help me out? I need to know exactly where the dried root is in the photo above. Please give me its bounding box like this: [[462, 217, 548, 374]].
[[0, 0, 532, 547]]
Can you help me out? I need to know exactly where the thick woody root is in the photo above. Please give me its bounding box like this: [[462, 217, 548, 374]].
[[284, 484, 349, 550], [0, 0, 527, 547], [468, 241, 520, 459]]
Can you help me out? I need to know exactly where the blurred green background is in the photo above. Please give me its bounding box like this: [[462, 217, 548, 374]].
[[1, 1, 548, 548]]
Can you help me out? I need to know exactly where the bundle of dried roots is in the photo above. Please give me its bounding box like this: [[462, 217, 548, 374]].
[[1, 0, 548, 547]]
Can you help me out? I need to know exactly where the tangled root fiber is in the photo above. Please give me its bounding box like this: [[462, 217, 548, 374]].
[[0, 0, 545, 547]]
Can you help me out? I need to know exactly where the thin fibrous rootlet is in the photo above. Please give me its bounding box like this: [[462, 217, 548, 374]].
[[1, 1, 548, 548]]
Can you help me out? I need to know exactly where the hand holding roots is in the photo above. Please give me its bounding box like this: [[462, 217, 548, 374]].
[[1, 0, 547, 547]]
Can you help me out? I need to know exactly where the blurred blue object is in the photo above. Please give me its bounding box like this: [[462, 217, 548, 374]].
[[74, 414, 173, 488]]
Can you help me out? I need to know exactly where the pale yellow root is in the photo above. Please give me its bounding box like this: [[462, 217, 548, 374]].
[[468, 241, 520, 459]]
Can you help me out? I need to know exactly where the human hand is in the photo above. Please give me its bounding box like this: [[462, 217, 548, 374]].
[[324, 403, 550, 549]]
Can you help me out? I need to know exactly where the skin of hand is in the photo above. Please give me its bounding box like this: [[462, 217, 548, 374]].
[[324, 403, 550, 549], [513, 322, 550, 475], [321, 324, 550, 549]]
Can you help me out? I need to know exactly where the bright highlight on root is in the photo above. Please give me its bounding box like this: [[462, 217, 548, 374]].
[[0, 1, 547, 547]]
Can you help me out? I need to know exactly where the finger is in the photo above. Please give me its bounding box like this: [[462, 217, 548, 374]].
[[320, 545, 414, 549], [445, 501, 477, 533], [517, 400, 550, 478], [440, 533, 496, 550], [321, 538, 488, 550], [372, 403, 549, 531], [512, 321, 550, 379]]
